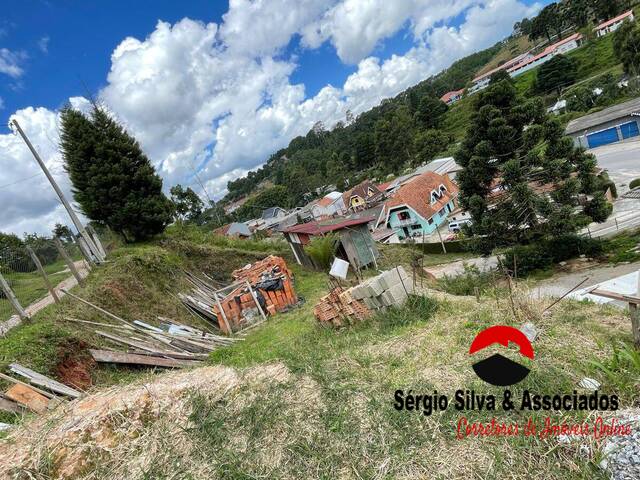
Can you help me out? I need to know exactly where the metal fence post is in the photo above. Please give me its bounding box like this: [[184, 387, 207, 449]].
[[0, 272, 28, 320], [26, 246, 60, 303], [53, 237, 84, 286]]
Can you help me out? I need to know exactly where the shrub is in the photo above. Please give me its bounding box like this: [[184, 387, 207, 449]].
[[629, 178, 640, 190], [502, 235, 604, 277], [304, 233, 338, 270], [438, 264, 496, 295]]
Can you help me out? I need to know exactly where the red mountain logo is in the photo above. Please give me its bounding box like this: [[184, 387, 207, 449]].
[[469, 326, 534, 386]]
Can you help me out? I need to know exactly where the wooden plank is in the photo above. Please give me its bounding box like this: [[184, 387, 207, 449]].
[[0, 372, 58, 400], [89, 349, 202, 368], [0, 396, 24, 414], [54, 237, 84, 286], [95, 331, 208, 360], [0, 272, 28, 321], [9, 363, 82, 399], [5, 384, 50, 414], [26, 246, 60, 303]]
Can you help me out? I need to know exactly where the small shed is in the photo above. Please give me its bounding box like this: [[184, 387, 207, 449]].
[[282, 217, 379, 270], [214, 222, 252, 238]]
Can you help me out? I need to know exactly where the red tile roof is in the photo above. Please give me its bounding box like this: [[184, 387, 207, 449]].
[[440, 89, 464, 103], [281, 217, 374, 235], [317, 196, 335, 207], [507, 33, 583, 73], [342, 180, 384, 208], [384, 172, 458, 222], [595, 10, 633, 30]]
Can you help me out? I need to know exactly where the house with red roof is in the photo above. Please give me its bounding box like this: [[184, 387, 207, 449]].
[[310, 191, 345, 218], [281, 216, 379, 269], [594, 10, 634, 37], [383, 171, 459, 241], [341, 180, 385, 213], [440, 89, 464, 105]]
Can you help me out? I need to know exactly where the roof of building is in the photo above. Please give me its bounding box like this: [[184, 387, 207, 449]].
[[565, 97, 640, 134], [440, 89, 464, 103], [213, 222, 251, 237], [508, 33, 583, 73], [595, 10, 634, 30], [472, 51, 532, 83], [341, 180, 384, 207], [281, 216, 374, 235], [371, 228, 397, 242], [384, 171, 458, 223], [415, 157, 462, 176], [316, 191, 342, 207], [261, 206, 285, 219]]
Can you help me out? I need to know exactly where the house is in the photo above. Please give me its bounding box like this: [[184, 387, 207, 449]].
[[281, 217, 379, 270], [440, 89, 464, 105], [594, 10, 634, 37], [310, 191, 345, 218], [565, 97, 640, 149], [469, 51, 533, 93], [261, 207, 287, 220], [506, 33, 583, 77], [547, 99, 567, 115], [214, 222, 252, 238], [341, 180, 385, 212], [383, 172, 459, 241]]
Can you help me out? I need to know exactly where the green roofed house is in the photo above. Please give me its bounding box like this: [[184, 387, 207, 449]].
[[281, 217, 379, 270]]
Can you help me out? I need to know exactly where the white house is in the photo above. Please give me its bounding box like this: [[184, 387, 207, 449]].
[[310, 191, 345, 218], [594, 10, 634, 37]]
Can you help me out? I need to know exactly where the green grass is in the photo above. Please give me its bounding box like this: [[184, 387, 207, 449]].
[[602, 227, 640, 264]]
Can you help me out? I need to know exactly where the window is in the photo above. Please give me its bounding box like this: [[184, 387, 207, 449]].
[[398, 211, 410, 221], [411, 224, 421, 230], [438, 208, 445, 216], [427, 218, 434, 225]]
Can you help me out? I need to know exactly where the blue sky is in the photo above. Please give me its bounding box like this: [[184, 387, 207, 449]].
[[0, 0, 544, 234]]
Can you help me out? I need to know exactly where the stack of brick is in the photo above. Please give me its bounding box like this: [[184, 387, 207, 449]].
[[313, 287, 371, 327], [350, 266, 413, 310], [313, 266, 414, 327], [231, 255, 297, 315]]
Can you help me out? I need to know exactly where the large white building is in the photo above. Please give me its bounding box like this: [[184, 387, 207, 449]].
[[594, 10, 634, 37]]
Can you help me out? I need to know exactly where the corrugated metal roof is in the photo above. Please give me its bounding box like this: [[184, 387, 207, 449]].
[[565, 97, 640, 134], [594, 10, 634, 31], [281, 216, 374, 235]]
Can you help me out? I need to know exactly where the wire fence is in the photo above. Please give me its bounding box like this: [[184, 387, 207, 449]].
[[0, 239, 84, 323]]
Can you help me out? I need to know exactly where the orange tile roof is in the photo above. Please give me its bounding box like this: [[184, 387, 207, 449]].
[[385, 172, 458, 222], [317, 196, 335, 207], [440, 89, 464, 103]]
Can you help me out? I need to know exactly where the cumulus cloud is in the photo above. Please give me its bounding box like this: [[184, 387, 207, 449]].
[[0, 48, 26, 78], [0, 0, 540, 235], [38, 36, 50, 54]]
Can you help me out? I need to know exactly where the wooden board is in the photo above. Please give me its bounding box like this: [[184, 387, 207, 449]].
[[0, 396, 24, 414], [89, 349, 202, 368], [9, 363, 81, 399], [5, 384, 50, 413]]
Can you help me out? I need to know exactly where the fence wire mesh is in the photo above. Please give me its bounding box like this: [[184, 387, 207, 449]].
[[0, 239, 83, 322]]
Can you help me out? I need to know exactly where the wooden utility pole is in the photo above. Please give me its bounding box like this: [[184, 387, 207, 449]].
[[11, 119, 105, 264], [26, 246, 59, 303], [54, 238, 84, 286], [0, 272, 28, 320], [436, 227, 447, 254]]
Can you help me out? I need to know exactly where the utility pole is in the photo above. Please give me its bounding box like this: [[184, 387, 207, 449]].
[[10, 119, 105, 263]]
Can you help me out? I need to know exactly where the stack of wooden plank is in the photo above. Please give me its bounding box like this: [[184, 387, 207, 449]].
[[231, 256, 298, 315], [0, 363, 82, 415], [61, 290, 238, 368], [313, 287, 371, 328]]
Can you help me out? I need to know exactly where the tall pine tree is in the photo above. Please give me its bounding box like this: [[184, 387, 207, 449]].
[[455, 72, 607, 251], [61, 106, 174, 242]]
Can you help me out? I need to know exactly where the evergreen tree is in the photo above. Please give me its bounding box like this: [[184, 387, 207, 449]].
[[53, 223, 74, 243], [535, 54, 577, 95], [613, 20, 640, 76], [455, 73, 605, 251], [60, 106, 174, 242], [170, 184, 204, 222]]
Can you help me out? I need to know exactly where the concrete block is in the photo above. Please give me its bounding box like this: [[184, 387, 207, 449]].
[[363, 297, 380, 310], [351, 285, 365, 300], [379, 269, 401, 290], [387, 283, 409, 305], [368, 276, 385, 296], [379, 291, 394, 307]]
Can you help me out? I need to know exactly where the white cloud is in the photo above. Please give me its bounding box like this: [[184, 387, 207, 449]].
[[0, 97, 4, 110], [38, 36, 50, 54], [0, 48, 25, 78], [0, 0, 540, 235]]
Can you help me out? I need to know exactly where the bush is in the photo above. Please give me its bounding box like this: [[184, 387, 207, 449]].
[[629, 178, 640, 190], [502, 235, 604, 276], [304, 233, 338, 270], [438, 264, 496, 296]]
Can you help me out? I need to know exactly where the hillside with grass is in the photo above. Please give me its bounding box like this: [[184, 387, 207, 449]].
[[0, 229, 639, 478]]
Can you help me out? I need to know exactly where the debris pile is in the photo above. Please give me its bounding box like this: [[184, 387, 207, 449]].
[[180, 256, 298, 334], [314, 267, 413, 327], [61, 289, 236, 368], [0, 363, 81, 416]]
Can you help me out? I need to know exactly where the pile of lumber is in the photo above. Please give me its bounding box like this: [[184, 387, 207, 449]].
[[0, 363, 82, 415], [179, 256, 298, 334], [313, 267, 414, 327], [61, 290, 237, 369]]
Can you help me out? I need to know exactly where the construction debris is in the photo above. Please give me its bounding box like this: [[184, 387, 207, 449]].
[[314, 266, 414, 327], [89, 349, 202, 368], [4, 384, 50, 414], [0, 396, 24, 414], [180, 256, 298, 334], [9, 363, 82, 399]]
